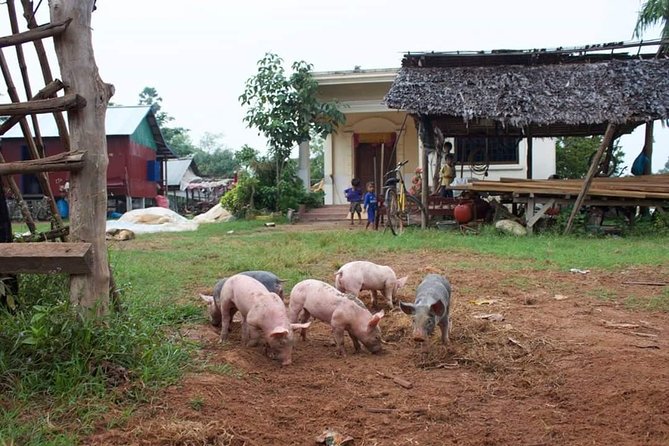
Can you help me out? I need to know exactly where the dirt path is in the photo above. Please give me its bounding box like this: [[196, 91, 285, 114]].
[[87, 254, 669, 446]]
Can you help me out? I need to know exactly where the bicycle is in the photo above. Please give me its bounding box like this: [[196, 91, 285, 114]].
[[383, 160, 426, 235]]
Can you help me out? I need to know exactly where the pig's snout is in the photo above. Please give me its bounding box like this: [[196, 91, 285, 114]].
[[412, 330, 427, 342]]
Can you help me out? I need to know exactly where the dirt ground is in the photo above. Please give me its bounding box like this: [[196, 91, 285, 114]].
[[87, 233, 669, 446]]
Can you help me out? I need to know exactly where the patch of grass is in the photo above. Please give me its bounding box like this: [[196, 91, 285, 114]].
[[624, 288, 669, 312], [0, 406, 78, 446], [0, 272, 195, 444], [189, 395, 204, 412], [586, 287, 619, 301]]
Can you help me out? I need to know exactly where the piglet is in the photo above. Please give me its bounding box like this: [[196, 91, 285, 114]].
[[288, 279, 384, 355], [400, 274, 452, 346], [200, 270, 285, 327], [219, 274, 309, 366], [335, 261, 408, 308]]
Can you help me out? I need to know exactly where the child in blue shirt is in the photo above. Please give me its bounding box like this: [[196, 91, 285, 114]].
[[344, 178, 363, 225], [363, 181, 377, 230]]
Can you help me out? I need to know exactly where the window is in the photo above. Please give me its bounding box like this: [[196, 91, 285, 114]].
[[454, 137, 520, 165]]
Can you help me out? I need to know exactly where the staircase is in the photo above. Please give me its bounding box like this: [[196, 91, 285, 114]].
[[299, 205, 350, 223]]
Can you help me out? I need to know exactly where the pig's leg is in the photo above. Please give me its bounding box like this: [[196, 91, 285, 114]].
[[299, 309, 311, 341], [287, 298, 303, 323], [349, 332, 361, 353], [247, 324, 261, 347], [241, 318, 249, 345], [383, 283, 394, 308], [439, 317, 450, 344], [220, 302, 234, 342], [370, 290, 379, 309], [332, 327, 347, 356]]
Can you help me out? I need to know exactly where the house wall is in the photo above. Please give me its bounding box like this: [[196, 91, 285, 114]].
[[0, 138, 69, 197], [1, 135, 160, 200], [324, 111, 419, 205], [108, 136, 158, 198], [449, 138, 556, 182]]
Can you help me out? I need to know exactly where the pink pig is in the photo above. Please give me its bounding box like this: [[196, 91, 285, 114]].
[[220, 274, 309, 366], [288, 279, 384, 356], [335, 261, 408, 308]]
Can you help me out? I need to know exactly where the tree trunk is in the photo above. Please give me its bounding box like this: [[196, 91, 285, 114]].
[[51, 0, 114, 317]]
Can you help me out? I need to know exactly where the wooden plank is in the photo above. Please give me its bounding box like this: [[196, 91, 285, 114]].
[[0, 79, 65, 135], [0, 18, 71, 48], [526, 198, 556, 228], [0, 242, 92, 274], [0, 94, 85, 116], [565, 124, 617, 234], [0, 150, 85, 175]]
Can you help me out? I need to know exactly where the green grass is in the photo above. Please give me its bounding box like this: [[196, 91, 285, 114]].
[[1, 218, 668, 444]]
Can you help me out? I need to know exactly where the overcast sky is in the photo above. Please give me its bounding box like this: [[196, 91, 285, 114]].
[[22, 0, 669, 171]]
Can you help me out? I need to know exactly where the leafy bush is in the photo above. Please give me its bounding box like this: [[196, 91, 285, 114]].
[[221, 157, 322, 216], [220, 172, 258, 218], [0, 273, 194, 443]]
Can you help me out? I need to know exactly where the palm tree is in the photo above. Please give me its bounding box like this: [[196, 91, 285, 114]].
[[633, 0, 669, 54]]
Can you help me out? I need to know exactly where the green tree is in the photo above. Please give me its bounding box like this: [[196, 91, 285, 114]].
[[162, 127, 196, 157], [310, 132, 325, 183], [239, 53, 345, 190], [659, 157, 669, 173], [138, 86, 173, 126], [634, 0, 669, 54], [556, 136, 625, 179]]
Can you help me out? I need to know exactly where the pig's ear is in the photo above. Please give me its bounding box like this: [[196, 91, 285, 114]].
[[290, 322, 311, 331], [199, 294, 214, 304], [431, 301, 446, 318], [396, 276, 409, 288], [269, 327, 289, 339], [368, 310, 385, 329], [399, 301, 415, 315]]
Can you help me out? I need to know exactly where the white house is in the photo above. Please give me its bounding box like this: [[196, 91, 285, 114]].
[[313, 67, 555, 205]]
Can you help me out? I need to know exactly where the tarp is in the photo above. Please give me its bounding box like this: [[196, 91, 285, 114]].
[[106, 207, 199, 234], [193, 203, 234, 224]]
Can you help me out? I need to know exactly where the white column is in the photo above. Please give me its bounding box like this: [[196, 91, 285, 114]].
[[297, 140, 310, 191], [323, 134, 334, 205]]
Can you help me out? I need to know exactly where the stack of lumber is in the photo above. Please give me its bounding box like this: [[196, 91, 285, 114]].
[[452, 174, 669, 200]]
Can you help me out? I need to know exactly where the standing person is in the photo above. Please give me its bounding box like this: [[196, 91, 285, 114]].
[[363, 182, 377, 230], [344, 178, 363, 225], [439, 153, 456, 198]]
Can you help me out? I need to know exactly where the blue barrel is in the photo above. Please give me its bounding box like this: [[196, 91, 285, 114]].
[[56, 198, 69, 219]]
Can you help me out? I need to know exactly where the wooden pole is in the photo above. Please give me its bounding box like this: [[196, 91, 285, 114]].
[[0, 177, 19, 305], [419, 116, 433, 229], [51, 0, 114, 317], [643, 121, 654, 175], [0, 49, 68, 230], [563, 123, 616, 235], [526, 128, 533, 179], [0, 18, 71, 48], [20, 0, 71, 151]]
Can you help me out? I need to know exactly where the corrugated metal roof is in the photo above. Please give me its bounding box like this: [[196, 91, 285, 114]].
[[2, 105, 152, 138], [166, 157, 199, 187]]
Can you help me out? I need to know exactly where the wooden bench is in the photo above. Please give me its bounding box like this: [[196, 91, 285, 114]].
[[0, 242, 93, 274]]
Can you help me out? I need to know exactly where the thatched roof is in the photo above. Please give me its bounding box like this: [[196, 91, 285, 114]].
[[385, 42, 669, 137]]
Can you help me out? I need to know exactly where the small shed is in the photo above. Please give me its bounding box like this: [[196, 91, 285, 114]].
[[1, 105, 176, 213], [385, 40, 669, 231]]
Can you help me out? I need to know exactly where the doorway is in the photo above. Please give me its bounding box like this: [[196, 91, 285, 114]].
[[353, 132, 397, 197]]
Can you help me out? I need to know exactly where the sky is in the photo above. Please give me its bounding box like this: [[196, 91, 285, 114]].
[[13, 0, 669, 172]]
